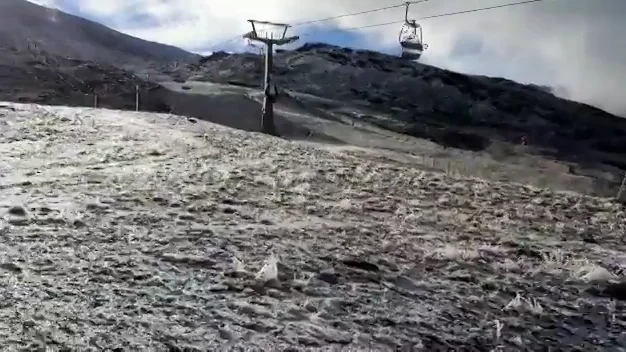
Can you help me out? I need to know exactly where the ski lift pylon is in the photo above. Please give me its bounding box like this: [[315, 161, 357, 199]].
[[399, 1, 428, 60]]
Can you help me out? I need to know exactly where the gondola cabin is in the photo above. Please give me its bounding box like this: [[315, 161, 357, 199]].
[[399, 21, 427, 60], [399, 2, 428, 60]]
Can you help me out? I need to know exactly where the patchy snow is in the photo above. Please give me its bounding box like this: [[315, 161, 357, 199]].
[[0, 102, 625, 350]]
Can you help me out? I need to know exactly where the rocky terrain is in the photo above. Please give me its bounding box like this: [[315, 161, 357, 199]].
[[0, 102, 625, 350]]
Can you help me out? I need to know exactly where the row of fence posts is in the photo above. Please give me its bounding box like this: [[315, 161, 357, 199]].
[[91, 84, 140, 111], [411, 155, 626, 203], [88, 84, 626, 204], [80, 67, 626, 205]]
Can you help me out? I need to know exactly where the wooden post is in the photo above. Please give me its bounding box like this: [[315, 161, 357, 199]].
[[617, 173, 626, 203], [262, 41, 275, 134], [135, 84, 139, 111], [243, 20, 299, 136]]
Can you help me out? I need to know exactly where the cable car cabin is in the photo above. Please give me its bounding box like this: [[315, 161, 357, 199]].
[[400, 40, 425, 60], [398, 1, 428, 61], [399, 21, 427, 60]]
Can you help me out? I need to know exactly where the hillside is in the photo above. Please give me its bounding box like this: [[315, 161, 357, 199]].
[[0, 1, 623, 198], [0, 0, 199, 114], [0, 0, 198, 65], [0, 44, 174, 113], [173, 43, 626, 194], [0, 102, 624, 350]]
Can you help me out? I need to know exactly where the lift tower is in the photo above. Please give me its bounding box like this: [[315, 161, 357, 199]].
[[243, 20, 299, 136]]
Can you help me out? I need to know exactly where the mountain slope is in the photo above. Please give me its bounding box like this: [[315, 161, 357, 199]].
[[0, 0, 189, 115], [174, 43, 626, 193], [0, 1, 623, 197], [0, 44, 173, 113], [0, 0, 198, 65]]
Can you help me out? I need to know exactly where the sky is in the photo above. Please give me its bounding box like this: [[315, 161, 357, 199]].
[[28, 0, 626, 116]]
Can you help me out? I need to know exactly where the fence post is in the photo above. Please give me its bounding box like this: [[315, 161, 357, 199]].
[[135, 85, 139, 111], [617, 173, 626, 203]]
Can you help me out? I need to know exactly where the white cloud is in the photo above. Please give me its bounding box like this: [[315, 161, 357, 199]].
[[26, 0, 626, 116], [76, 0, 127, 16], [29, 0, 62, 8]]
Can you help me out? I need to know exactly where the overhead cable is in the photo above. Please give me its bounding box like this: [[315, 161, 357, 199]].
[[332, 0, 546, 32], [207, 1, 429, 50], [291, 1, 429, 28]]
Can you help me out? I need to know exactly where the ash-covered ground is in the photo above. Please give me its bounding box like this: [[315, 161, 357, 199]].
[[0, 103, 625, 351]]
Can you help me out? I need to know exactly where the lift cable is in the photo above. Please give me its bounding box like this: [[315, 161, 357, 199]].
[[290, 1, 429, 28], [321, 0, 546, 33]]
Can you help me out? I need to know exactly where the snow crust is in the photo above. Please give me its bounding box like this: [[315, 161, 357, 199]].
[[0, 102, 625, 350]]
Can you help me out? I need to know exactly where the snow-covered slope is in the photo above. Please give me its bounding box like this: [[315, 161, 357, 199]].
[[0, 102, 624, 350]]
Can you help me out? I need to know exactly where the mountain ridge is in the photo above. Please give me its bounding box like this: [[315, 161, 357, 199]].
[[180, 43, 626, 164], [0, 0, 199, 65]]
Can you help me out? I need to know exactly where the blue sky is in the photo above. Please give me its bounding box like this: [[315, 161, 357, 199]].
[[28, 0, 626, 116]]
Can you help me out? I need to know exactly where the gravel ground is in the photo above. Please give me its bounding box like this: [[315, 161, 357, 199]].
[[0, 103, 625, 351]]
